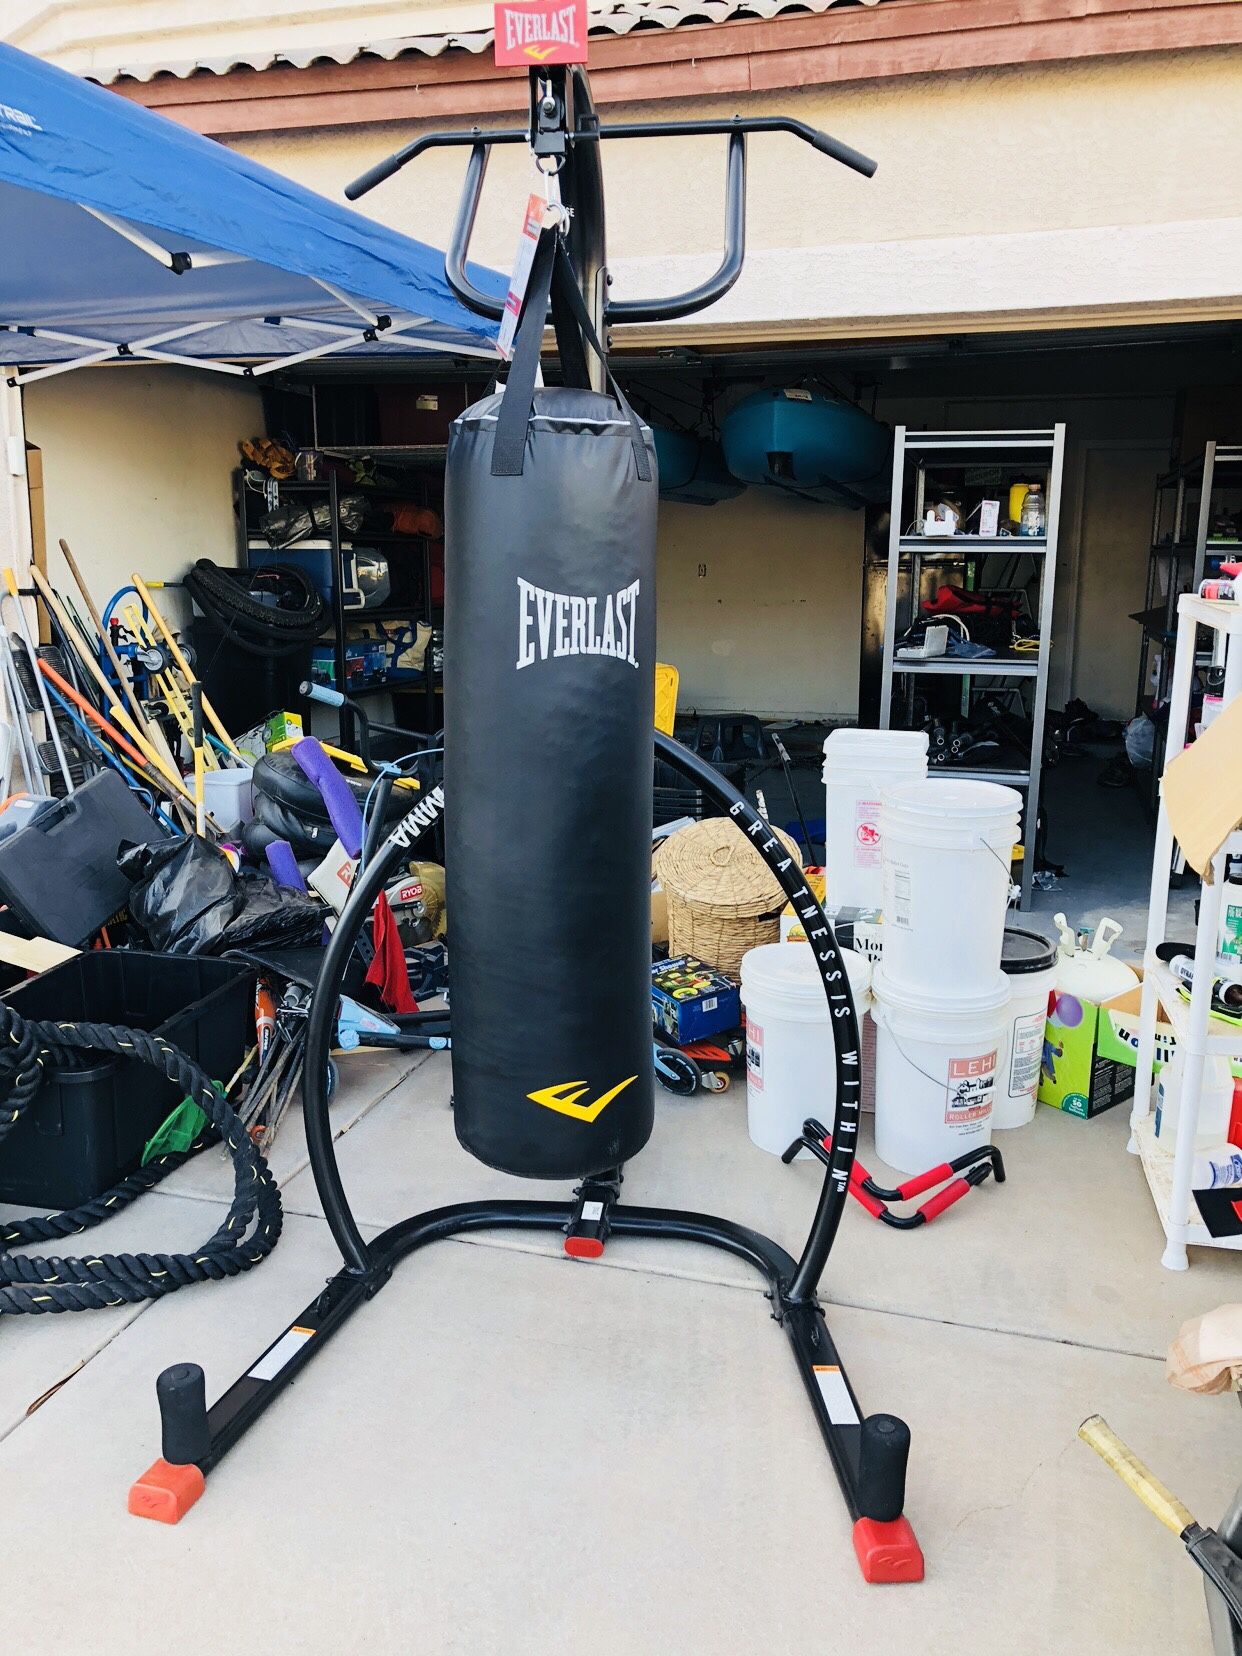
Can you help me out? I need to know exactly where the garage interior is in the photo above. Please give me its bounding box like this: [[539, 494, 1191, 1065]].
[[251, 316, 1242, 927]]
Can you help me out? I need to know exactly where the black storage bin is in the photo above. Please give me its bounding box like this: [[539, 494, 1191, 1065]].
[[0, 953, 254, 1210]]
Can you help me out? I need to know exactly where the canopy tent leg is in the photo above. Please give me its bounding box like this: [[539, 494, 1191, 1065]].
[[0, 374, 40, 786]]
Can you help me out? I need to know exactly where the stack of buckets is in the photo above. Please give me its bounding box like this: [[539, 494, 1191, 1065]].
[[872, 776, 1023, 1172], [740, 730, 1045, 1170]]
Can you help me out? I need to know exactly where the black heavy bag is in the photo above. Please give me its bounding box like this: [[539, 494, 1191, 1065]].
[[444, 232, 657, 1179]]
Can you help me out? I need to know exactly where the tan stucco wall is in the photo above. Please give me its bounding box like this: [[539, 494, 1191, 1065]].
[[22, 366, 263, 624], [657, 491, 862, 721], [228, 50, 1242, 339]]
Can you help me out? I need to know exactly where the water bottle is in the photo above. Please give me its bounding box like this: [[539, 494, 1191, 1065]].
[[1019, 483, 1046, 537]]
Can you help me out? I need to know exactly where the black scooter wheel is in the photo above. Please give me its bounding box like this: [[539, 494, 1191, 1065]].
[[655, 1048, 700, 1098]]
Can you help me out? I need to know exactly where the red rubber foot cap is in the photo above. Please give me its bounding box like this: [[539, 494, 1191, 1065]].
[[128, 1458, 206, 1524], [852, 1516, 925, 1583], [564, 1236, 605, 1259]]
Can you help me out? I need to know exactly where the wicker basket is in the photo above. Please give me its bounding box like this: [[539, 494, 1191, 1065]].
[[655, 818, 802, 978]]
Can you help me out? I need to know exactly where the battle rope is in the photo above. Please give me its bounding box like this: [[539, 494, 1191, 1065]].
[[0, 1003, 282, 1315]]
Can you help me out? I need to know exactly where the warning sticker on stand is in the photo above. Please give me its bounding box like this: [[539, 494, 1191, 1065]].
[[812, 1365, 860, 1426], [247, 1325, 314, 1383], [945, 1051, 996, 1132]]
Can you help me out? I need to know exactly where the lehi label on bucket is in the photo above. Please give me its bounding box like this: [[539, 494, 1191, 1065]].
[[945, 1050, 996, 1131], [1008, 1009, 1045, 1099], [854, 799, 882, 869], [883, 856, 913, 931], [746, 1021, 764, 1091]]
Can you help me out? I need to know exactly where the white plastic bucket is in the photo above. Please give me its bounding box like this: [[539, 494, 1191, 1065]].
[[822, 728, 928, 910], [741, 942, 872, 1156], [202, 765, 255, 830], [994, 928, 1057, 1129], [872, 968, 1011, 1172], [879, 778, 1021, 999]]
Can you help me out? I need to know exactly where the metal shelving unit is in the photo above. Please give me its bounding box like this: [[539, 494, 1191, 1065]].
[[878, 425, 1066, 910], [1129, 593, 1242, 1271], [236, 448, 446, 744], [1134, 441, 1242, 816]]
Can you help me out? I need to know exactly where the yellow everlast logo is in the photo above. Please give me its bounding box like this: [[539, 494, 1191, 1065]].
[[527, 1075, 637, 1122]]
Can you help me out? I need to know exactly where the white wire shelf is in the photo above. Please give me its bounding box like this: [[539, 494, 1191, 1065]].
[[892, 655, 1038, 677], [1132, 1116, 1242, 1255], [1142, 956, 1242, 1059]]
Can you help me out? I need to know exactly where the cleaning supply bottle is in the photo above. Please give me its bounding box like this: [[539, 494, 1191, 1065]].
[[1154, 1047, 1235, 1151], [1191, 1145, 1242, 1190], [1052, 914, 1140, 1002]]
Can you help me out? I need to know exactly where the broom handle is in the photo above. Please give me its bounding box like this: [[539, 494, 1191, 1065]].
[[58, 539, 162, 761], [30, 567, 185, 795], [1079, 1416, 1196, 1537]]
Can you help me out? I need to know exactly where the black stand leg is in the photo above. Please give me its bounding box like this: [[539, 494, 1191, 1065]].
[[128, 735, 922, 1582], [131, 1198, 924, 1580]]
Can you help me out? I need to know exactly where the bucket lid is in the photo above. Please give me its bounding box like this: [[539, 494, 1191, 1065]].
[[741, 940, 871, 1003], [823, 728, 928, 760], [881, 777, 1023, 822], [872, 965, 1010, 1017], [1001, 926, 1057, 975], [654, 818, 801, 918]]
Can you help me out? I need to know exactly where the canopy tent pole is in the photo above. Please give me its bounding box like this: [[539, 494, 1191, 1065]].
[[0, 375, 39, 768]]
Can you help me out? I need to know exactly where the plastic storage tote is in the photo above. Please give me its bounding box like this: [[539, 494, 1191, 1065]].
[[0, 952, 254, 1209]]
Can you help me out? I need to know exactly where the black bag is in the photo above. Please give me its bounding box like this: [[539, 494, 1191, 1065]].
[[444, 229, 657, 1179], [121, 838, 323, 955]]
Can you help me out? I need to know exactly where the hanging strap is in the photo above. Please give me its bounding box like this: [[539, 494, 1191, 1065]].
[[491, 230, 652, 483]]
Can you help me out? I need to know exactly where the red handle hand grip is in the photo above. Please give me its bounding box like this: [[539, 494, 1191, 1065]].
[[895, 1163, 954, 1201], [918, 1178, 972, 1223]]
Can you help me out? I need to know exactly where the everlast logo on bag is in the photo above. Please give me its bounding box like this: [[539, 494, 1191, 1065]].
[[516, 577, 641, 670], [493, 0, 587, 65]]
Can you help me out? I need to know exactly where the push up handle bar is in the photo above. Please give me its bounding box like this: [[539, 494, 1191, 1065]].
[[346, 111, 876, 327]]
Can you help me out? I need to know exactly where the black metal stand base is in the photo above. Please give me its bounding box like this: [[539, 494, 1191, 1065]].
[[129, 1195, 924, 1583]]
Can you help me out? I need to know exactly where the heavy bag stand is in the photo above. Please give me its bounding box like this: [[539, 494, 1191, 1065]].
[[130, 63, 924, 1585]]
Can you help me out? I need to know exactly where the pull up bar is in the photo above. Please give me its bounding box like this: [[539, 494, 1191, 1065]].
[[346, 112, 877, 328]]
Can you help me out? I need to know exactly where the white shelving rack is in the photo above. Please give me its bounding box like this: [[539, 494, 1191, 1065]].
[[1129, 592, 1242, 1270]]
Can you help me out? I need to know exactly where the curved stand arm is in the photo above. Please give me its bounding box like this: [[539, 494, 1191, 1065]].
[[654, 732, 861, 1303], [302, 738, 861, 1305]]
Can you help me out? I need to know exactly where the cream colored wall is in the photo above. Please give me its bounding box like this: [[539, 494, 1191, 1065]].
[[22, 366, 263, 627], [228, 51, 1242, 319], [657, 491, 860, 720]]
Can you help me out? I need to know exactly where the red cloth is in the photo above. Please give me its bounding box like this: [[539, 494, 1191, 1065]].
[[365, 892, 417, 1014]]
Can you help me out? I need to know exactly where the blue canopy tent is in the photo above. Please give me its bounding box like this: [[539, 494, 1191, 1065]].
[[0, 42, 501, 384]]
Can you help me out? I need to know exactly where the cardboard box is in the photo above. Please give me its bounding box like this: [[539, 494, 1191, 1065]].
[[1039, 975, 1141, 1120], [652, 955, 740, 1044], [1101, 968, 1179, 1074]]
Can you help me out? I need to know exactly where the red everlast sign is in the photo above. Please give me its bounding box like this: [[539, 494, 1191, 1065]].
[[493, 0, 588, 65]]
